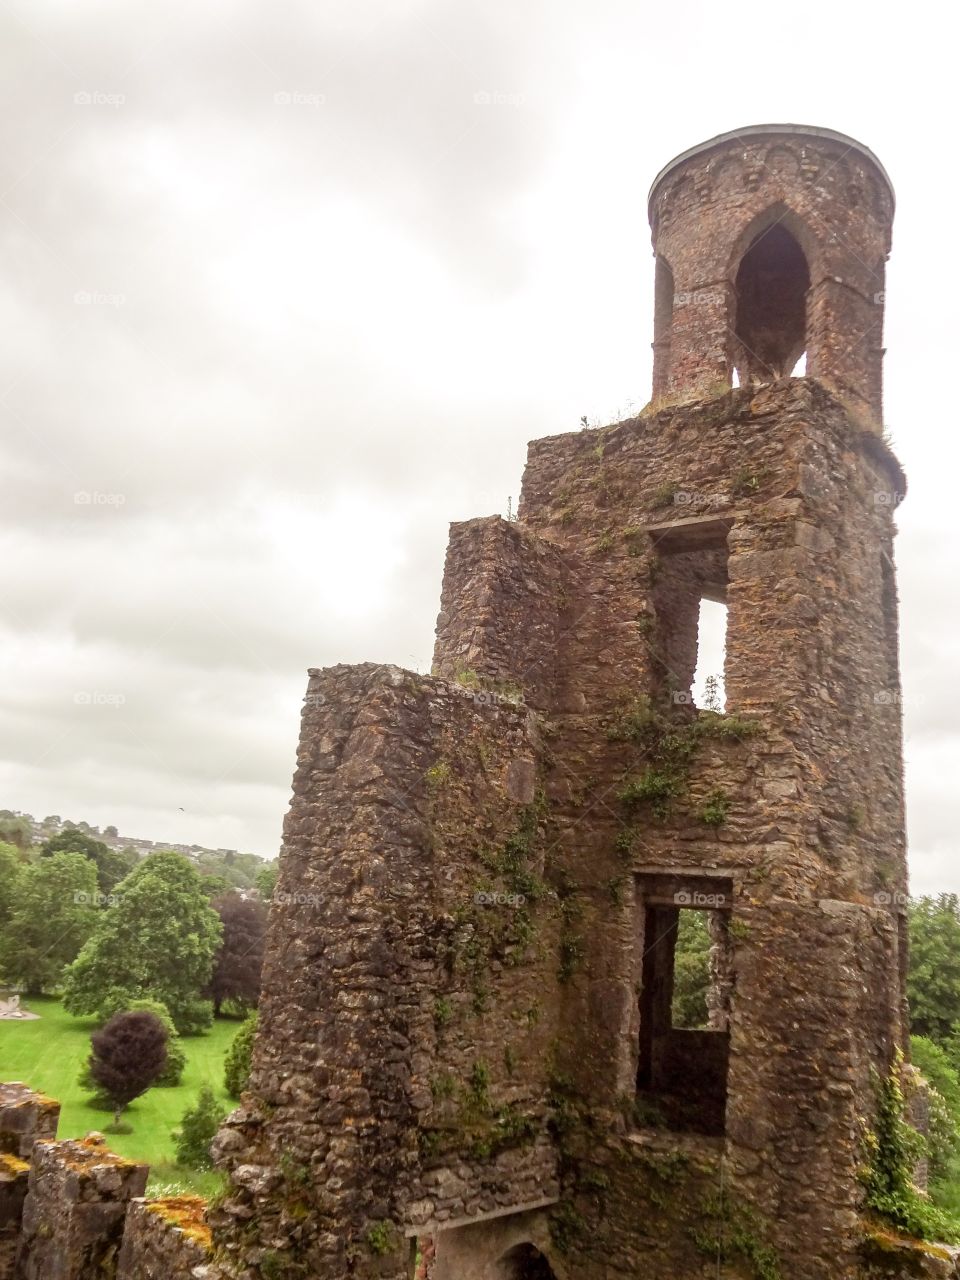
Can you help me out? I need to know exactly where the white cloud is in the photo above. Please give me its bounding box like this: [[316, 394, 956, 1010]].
[[0, 0, 957, 887]]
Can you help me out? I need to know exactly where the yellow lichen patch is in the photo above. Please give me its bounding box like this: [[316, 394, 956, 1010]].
[[145, 1196, 213, 1251], [59, 1137, 137, 1174], [862, 1220, 953, 1261], [0, 1152, 29, 1176]]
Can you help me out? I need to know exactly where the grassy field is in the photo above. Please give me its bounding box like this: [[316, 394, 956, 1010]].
[[0, 996, 240, 1194]]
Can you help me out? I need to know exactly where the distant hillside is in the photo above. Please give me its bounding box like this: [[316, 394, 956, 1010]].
[[0, 808, 275, 892]]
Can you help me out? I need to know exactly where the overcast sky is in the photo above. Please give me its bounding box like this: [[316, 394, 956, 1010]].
[[0, 0, 956, 890]]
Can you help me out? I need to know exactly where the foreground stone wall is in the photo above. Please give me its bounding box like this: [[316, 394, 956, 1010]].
[[0, 1083, 214, 1280]]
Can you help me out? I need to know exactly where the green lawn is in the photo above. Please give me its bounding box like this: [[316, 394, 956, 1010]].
[[0, 996, 240, 1194]]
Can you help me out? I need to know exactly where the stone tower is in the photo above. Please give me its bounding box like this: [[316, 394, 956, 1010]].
[[211, 127, 929, 1279]]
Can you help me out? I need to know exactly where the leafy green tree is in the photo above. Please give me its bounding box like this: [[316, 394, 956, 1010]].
[[911, 1035, 960, 1193], [908, 896, 960, 1045], [255, 863, 278, 902], [199, 873, 232, 900], [224, 1010, 258, 1099], [62, 851, 223, 1034], [172, 1085, 226, 1169], [0, 815, 33, 850], [0, 853, 99, 993], [87, 1010, 168, 1128], [41, 829, 137, 895], [671, 910, 711, 1029], [0, 842, 24, 927]]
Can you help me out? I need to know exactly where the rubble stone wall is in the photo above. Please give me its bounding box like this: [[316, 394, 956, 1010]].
[[0, 1083, 213, 1280], [211, 664, 561, 1278]]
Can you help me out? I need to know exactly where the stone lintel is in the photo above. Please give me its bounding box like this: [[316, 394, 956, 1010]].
[[405, 1196, 560, 1238]]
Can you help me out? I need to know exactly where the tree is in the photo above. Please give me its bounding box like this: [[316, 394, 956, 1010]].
[[209, 894, 267, 1015], [0, 842, 24, 928], [172, 1085, 226, 1169], [199, 873, 232, 900], [63, 851, 223, 1034], [910, 1035, 960, 1193], [255, 863, 278, 902], [0, 815, 33, 850], [0, 853, 99, 993], [83, 997, 186, 1089], [671, 910, 711, 1029], [87, 1010, 168, 1127], [908, 896, 960, 1044], [41, 829, 137, 895], [224, 1011, 258, 1099], [103, 825, 119, 839]]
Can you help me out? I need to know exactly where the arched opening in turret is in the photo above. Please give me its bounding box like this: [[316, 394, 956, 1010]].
[[652, 255, 675, 396], [733, 223, 810, 385], [494, 1243, 558, 1280]]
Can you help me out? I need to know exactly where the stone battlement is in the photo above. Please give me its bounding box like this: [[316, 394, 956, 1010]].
[[0, 1082, 216, 1280]]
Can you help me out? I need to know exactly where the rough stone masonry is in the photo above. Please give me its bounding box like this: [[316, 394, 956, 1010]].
[[3, 125, 950, 1279], [203, 123, 948, 1279]]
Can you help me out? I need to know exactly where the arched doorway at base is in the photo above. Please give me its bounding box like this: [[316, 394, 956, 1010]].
[[495, 1242, 558, 1280]]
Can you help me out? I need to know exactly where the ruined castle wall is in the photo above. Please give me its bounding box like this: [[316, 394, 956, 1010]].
[[16, 1135, 148, 1278], [116, 1196, 213, 1279], [212, 664, 561, 1278], [0, 1084, 214, 1280], [432, 516, 566, 712], [200, 379, 913, 1279], [497, 380, 907, 1276]]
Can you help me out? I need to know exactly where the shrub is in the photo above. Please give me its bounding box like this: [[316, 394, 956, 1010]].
[[173, 1085, 226, 1170], [224, 1010, 258, 1099]]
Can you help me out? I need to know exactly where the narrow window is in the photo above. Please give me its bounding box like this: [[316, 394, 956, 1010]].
[[692, 597, 728, 711], [652, 256, 675, 397], [635, 877, 733, 1135], [649, 521, 730, 711], [880, 551, 900, 688]]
